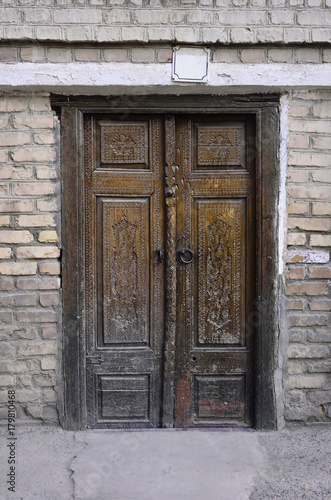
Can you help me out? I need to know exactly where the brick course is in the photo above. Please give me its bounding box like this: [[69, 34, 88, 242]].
[[0, 4, 329, 45], [1, 44, 331, 65]]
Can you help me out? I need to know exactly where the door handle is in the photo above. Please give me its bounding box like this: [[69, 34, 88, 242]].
[[156, 248, 165, 263], [178, 247, 194, 264]]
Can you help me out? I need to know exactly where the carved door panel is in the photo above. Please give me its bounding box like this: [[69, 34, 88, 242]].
[[173, 115, 256, 427], [84, 115, 165, 428]]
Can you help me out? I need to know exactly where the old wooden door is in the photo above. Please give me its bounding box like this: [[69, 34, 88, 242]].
[[84, 112, 256, 429]]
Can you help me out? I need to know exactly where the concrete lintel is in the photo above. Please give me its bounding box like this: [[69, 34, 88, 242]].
[[0, 62, 330, 94]]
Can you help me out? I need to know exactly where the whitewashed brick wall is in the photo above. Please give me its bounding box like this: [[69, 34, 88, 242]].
[[0, 2, 330, 45], [0, 93, 60, 424]]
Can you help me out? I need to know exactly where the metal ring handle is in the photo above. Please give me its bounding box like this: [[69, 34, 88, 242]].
[[179, 247, 194, 264]]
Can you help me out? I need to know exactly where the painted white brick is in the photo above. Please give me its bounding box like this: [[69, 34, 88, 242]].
[[175, 28, 201, 43], [202, 28, 228, 43], [285, 28, 310, 43], [121, 27, 147, 42], [256, 28, 283, 43], [312, 29, 331, 42], [230, 28, 255, 43], [6, 26, 34, 40], [53, 9, 103, 24], [0, 8, 22, 23], [297, 10, 331, 26], [64, 27, 93, 42], [270, 11, 295, 25], [287, 250, 330, 264], [218, 11, 267, 25], [36, 26, 62, 41], [94, 27, 121, 43], [25, 9, 52, 23]]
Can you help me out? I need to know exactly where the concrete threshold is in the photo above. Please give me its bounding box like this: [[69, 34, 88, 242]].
[[0, 425, 331, 500]]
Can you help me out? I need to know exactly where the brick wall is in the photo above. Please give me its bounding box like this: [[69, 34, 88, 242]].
[[0, 2, 330, 45], [1, 44, 331, 64], [286, 90, 331, 423], [0, 93, 60, 424]]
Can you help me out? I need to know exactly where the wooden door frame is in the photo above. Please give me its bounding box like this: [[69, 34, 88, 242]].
[[53, 94, 280, 431]]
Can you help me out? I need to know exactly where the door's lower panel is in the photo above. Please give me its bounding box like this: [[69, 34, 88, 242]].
[[87, 354, 163, 428], [194, 375, 246, 424], [99, 374, 150, 421]]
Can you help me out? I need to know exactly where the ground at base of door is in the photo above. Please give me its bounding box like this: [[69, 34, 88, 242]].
[[0, 425, 330, 500]]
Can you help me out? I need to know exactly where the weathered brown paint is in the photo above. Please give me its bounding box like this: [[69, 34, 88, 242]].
[[174, 371, 192, 428]]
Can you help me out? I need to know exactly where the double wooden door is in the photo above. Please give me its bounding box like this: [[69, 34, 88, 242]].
[[84, 112, 256, 428]]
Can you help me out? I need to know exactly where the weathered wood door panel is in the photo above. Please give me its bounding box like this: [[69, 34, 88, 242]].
[[84, 112, 256, 428], [85, 115, 165, 428], [174, 115, 255, 427]]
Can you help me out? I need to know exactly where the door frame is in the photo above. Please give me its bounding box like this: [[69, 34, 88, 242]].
[[53, 94, 280, 431]]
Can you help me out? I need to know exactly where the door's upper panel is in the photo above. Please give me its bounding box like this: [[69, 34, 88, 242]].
[[193, 121, 246, 171], [96, 119, 151, 170]]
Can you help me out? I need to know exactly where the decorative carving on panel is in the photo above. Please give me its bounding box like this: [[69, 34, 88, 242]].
[[198, 202, 242, 345], [101, 123, 148, 165], [102, 201, 149, 345], [111, 214, 138, 334], [110, 133, 136, 159], [182, 120, 194, 354], [196, 126, 242, 166], [207, 135, 232, 161], [84, 117, 94, 351], [190, 175, 252, 196], [164, 115, 177, 193], [206, 214, 232, 335], [92, 172, 154, 195]]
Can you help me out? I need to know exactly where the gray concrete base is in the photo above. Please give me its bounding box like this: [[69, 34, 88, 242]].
[[1, 425, 331, 500], [72, 429, 263, 500], [252, 426, 331, 499], [0, 426, 81, 500]]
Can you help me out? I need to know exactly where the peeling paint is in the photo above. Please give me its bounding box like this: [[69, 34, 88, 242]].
[[0, 63, 330, 94], [278, 94, 289, 277]]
